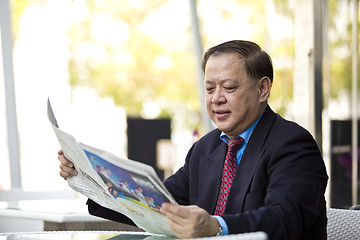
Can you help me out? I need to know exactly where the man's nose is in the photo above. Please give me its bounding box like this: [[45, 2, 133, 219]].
[[211, 89, 226, 103]]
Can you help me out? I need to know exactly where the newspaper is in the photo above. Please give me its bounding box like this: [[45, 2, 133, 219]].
[[47, 99, 175, 236]]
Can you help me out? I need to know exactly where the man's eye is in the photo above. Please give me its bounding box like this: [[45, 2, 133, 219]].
[[224, 87, 236, 92], [206, 88, 214, 92]]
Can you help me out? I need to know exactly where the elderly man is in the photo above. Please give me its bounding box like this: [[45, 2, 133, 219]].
[[59, 40, 328, 239]]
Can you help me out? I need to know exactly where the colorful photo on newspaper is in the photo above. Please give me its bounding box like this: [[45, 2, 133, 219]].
[[83, 149, 170, 212]]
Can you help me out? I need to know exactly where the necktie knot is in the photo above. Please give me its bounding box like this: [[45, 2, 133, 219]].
[[227, 137, 244, 152]]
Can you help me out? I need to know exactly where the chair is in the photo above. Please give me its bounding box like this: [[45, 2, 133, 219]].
[[187, 231, 268, 240], [327, 207, 360, 239]]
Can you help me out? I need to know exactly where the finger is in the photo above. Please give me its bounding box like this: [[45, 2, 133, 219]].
[[60, 161, 78, 173], [59, 170, 70, 180], [162, 204, 194, 236], [59, 167, 75, 180], [59, 167, 78, 180], [167, 216, 198, 239], [161, 203, 187, 217], [163, 212, 189, 239], [168, 222, 188, 239], [58, 149, 63, 155], [163, 208, 182, 225], [59, 168, 77, 179], [164, 205, 217, 239], [58, 154, 74, 168]]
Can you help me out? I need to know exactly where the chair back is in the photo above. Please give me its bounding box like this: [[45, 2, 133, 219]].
[[327, 207, 360, 239], [187, 231, 268, 240]]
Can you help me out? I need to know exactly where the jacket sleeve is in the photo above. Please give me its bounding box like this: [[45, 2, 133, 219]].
[[86, 199, 136, 226]]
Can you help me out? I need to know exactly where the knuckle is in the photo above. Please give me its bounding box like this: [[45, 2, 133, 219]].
[[59, 163, 68, 171], [59, 171, 66, 179]]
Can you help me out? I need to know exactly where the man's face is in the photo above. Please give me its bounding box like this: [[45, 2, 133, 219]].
[[204, 52, 265, 138]]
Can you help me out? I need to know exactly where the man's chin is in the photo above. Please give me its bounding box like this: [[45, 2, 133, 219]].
[[217, 125, 231, 135], [217, 125, 238, 138]]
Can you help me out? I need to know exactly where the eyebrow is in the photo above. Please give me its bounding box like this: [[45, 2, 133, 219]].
[[204, 79, 236, 84]]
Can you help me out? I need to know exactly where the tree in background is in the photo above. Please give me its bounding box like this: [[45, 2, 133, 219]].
[[327, 0, 359, 101], [67, 0, 201, 132], [10, 0, 356, 132], [66, 0, 296, 133]]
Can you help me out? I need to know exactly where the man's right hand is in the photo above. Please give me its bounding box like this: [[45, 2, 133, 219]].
[[58, 149, 78, 180]]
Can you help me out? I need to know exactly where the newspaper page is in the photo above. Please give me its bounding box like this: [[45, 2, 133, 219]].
[[47, 99, 175, 236]]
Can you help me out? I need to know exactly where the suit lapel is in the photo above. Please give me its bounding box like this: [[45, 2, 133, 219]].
[[197, 139, 228, 213], [225, 106, 277, 213]]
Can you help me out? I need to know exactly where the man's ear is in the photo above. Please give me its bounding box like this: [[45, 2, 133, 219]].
[[258, 76, 272, 102]]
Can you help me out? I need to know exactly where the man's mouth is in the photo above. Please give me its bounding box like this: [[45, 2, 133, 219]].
[[214, 110, 230, 120]]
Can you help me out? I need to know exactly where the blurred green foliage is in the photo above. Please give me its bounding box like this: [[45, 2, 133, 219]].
[[327, 0, 359, 102], [10, 0, 358, 129], [67, 0, 200, 130]]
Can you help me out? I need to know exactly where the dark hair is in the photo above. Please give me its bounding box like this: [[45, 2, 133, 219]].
[[202, 40, 273, 83]]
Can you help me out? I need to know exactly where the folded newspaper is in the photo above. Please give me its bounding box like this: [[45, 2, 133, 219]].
[[47, 99, 176, 236]]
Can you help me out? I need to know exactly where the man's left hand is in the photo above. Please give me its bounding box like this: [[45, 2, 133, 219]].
[[160, 202, 220, 239]]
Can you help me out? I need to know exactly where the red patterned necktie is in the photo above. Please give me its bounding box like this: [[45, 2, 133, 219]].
[[214, 137, 244, 215]]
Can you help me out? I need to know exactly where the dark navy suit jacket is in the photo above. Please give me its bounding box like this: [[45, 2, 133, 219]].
[[88, 106, 328, 240]]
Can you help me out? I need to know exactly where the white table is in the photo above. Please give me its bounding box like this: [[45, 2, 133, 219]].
[[0, 231, 268, 240], [0, 208, 141, 233]]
